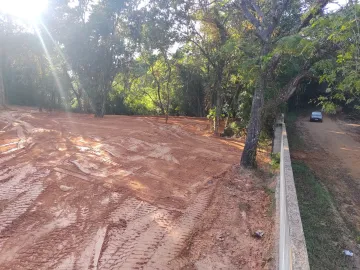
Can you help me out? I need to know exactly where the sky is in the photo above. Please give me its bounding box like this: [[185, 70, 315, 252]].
[[326, 0, 348, 11]]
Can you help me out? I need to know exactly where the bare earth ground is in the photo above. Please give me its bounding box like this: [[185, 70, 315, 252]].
[[294, 115, 360, 264], [0, 107, 273, 270]]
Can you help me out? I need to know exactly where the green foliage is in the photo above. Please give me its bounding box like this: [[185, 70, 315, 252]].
[[2, 30, 71, 110], [207, 107, 217, 120], [305, 5, 360, 113], [270, 153, 280, 170], [234, 121, 247, 136], [223, 121, 246, 137], [315, 96, 337, 114]]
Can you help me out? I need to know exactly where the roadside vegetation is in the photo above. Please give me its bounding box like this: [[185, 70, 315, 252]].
[[286, 112, 355, 269]]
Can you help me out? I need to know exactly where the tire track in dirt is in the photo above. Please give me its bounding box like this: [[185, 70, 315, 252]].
[[0, 182, 44, 234], [54, 253, 76, 270], [114, 211, 173, 269], [144, 188, 214, 269], [0, 164, 35, 184], [99, 198, 161, 269], [13, 226, 82, 270], [99, 188, 214, 270], [0, 168, 49, 202], [5, 207, 82, 270], [108, 198, 158, 223]]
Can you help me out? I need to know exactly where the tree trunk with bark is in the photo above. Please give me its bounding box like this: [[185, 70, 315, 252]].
[[241, 41, 270, 167], [214, 90, 221, 135], [94, 94, 106, 117], [94, 86, 107, 118], [64, 65, 83, 112], [240, 71, 266, 167], [213, 63, 225, 135]]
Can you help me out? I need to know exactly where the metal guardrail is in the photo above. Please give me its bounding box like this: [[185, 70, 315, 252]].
[[277, 118, 310, 270]]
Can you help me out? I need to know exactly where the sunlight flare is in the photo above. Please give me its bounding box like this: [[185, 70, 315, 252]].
[[0, 0, 47, 20]]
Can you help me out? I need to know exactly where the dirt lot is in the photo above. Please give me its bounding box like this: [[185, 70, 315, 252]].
[[293, 114, 360, 266], [0, 107, 273, 270]]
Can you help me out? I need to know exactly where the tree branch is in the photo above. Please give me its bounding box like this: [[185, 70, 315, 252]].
[[150, 64, 165, 114], [189, 38, 216, 68], [249, 1, 265, 21], [238, 0, 268, 42], [299, 0, 331, 30], [264, 70, 316, 111]]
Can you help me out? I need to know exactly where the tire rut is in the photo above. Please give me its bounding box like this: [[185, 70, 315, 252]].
[[144, 188, 214, 269], [99, 198, 162, 269], [99, 188, 213, 270], [11, 225, 83, 270], [0, 182, 44, 234], [0, 169, 49, 202]]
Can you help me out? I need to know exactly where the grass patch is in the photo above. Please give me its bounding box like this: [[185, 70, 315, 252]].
[[285, 112, 304, 150], [293, 161, 353, 269], [270, 153, 280, 170]]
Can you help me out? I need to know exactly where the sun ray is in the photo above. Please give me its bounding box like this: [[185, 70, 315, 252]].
[[34, 25, 68, 112]]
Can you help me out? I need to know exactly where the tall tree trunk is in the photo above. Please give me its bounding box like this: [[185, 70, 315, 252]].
[[150, 65, 165, 116], [0, 48, 5, 108], [64, 66, 83, 112], [197, 95, 202, 117], [94, 89, 106, 118], [240, 73, 266, 167], [163, 51, 172, 124], [214, 66, 224, 135], [214, 90, 221, 135], [241, 44, 270, 167]]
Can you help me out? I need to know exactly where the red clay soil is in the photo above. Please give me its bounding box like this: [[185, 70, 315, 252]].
[[0, 107, 273, 270]]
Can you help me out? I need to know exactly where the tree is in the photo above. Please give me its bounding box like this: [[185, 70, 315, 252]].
[[308, 5, 360, 113], [133, 0, 180, 122], [45, 0, 137, 117], [143, 53, 177, 123], [173, 0, 237, 134], [0, 14, 16, 108], [237, 0, 331, 167]]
